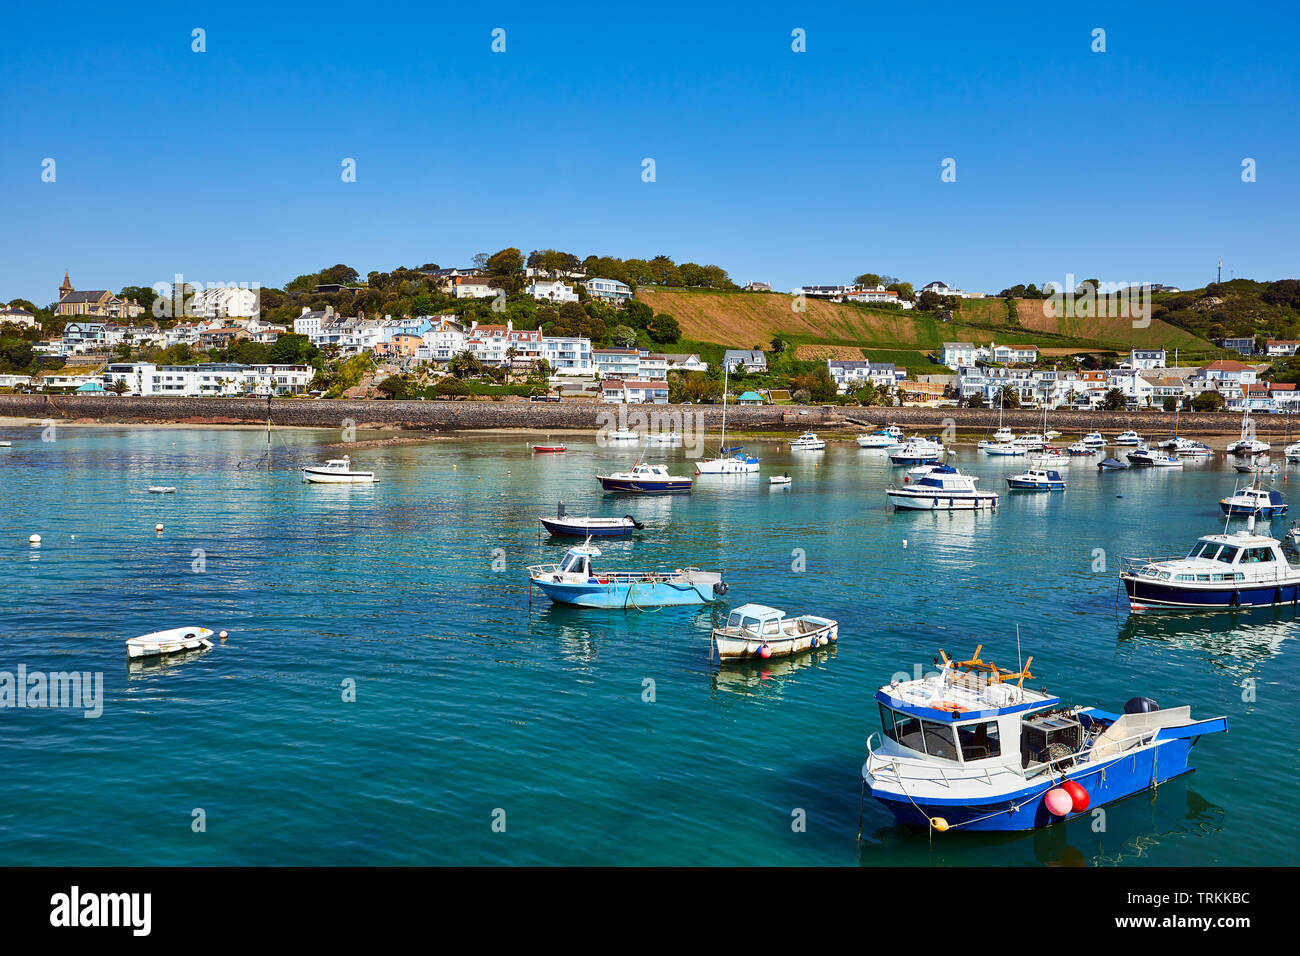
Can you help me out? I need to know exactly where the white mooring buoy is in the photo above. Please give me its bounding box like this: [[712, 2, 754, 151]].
[[29, 534, 41, 545], [155, 523, 164, 533], [902, 538, 908, 549]]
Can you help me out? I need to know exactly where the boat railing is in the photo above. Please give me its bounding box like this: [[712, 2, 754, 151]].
[[528, 565, 701, 583], [867, 726, 1161, 790]]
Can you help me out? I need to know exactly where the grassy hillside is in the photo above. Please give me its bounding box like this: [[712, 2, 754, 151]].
[[636, 288, 1222, 363]]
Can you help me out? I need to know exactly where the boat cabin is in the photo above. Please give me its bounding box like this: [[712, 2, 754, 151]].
[[720, 603, 786, 637], [873, 649, 1065, 770], [557, 544, 602, 578]]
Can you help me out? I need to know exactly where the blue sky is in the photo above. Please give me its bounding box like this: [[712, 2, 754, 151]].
[[1, 1, 1296, 306]]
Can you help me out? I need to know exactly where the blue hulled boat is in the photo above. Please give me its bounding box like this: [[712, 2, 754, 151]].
[[1219, 485, 1287, 518], [1006, 467, 1066, 491], [1120, 517, 1300, 611], [862, 646, 1227, 832], [596, 462, 692, 494], [527, 544, 727, 608]]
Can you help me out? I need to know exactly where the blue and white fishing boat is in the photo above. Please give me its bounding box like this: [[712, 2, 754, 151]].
[[1127, 445, 1182, 468], [539, 503, 645, 537], [1120, 515, 1300, 611], [527, 543, 727, 608], [1006, 467, 1066, 491], [885, 465, 998, 511], [862, 646, 1227, 832], [597, 462, 692, 494], [1220, 484, 1287, 518], [1114, 429, 1143, 446], [1067, 441, 1096, 456]]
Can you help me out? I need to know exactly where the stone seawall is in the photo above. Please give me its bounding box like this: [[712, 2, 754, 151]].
[[0, 394, 1284, 438]]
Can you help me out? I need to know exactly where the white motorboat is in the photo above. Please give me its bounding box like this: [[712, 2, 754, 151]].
[[1114, 430, 1143, 446], [1044, 430, 1062, 440], [645, 431, 682, 446], [1011, 432, 1046, 451], [790, 432, 826, 451], [890, 438, 945, 465], [712, 604, 838, 661], [769, 474, 792, 486], [1067, 441, 1097, 456], [597, 462, 693, 493], [857, 429, 901, 449], [147, 486, 177, 494], [1234, 458, 1279, 475], [126, 626, 215, 659], [0, 440, 11, 447], [606, 428, 640, 442], [1080, 431, 1108, 448], [978, 426, 1015, 450], [982, 441, 1026, 456], [1172, 437, 1212, 457], [1286, 442, 1300, 462], [886, 465, 999, 510], [1127, 446, 1183, 468], [1029, 446, 1070, 467], [1006, 467, 1067, 491], [301, 455, 376, 483]]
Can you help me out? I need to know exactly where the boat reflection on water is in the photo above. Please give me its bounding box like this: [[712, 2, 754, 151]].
[[126, 643, 213, 679], [859, 780, 1224, 866], [1118, 608, 1295, 675], [709, 645, 838, 699]]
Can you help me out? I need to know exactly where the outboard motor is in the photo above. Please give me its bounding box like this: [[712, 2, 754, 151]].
[[557, 501, 566, 518], [712, 581, 730, 597], [1124, 696, 1160, 715], [625, 515, 645, 530]]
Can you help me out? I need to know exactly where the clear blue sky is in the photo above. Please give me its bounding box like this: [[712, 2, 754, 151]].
[[2, 1, 1296, 307]]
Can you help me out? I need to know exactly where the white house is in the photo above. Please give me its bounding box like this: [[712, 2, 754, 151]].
[[583, 278, 633, 304], [664, 353, 708, 373], [827, 360, 901, 393], [1266, 340, 1300, 357], [990, 343, 1038, 365], [593, 348, 641, 380], [525, 280, 579, 303], [921, 281, 961, 297], [0, 305, 38, 328], [102, 362, 312, 397], [419, 317, 469, 363], [1129, 348, 1167, 370], [453, 276, 502, 299], [189, 286, 261, 319], [940, 342, 980, 368], [601, 379, 668, 404], [723, 349, 767, 373]]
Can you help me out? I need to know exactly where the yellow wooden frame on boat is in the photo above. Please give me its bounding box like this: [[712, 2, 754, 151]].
[[939, 645, 1034, 687]]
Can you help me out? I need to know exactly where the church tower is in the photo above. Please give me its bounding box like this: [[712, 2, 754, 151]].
[[60, 271, 73, 298]]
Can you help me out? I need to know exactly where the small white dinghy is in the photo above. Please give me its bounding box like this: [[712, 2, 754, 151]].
[[301, 455, 376, 484], [0, 440, 12, 447], [712, 604, 837, 661], [126, 626, 215, 659], [770, 474, 792, 485], [147, 486, 177, 494]]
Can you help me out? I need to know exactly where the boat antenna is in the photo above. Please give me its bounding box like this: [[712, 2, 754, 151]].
[[1015, 623, 1023, 676]]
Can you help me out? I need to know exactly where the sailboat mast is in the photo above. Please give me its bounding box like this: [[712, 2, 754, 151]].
[[719, 361, 729, 454]]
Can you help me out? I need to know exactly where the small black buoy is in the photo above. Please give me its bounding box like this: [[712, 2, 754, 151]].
[[1124, 696, 1160, 715]]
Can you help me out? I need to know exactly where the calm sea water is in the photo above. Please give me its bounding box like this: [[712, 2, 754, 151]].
[[1, 425, 1294, 866]]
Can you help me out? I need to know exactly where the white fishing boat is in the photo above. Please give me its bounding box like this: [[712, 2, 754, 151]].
[[301, 455, 377, 484], [1114, 430, 1143, 446], [886, 465, 999, 510], [1127, 446, 1183, 468], [1006, 467, 1067, 491], [696, 362, 760, 474], [1011, 432, 1046, 451], [890, 438, 945, 465], [857, 429, 901, 449], [597, 462, 692, 494], [1028, 446, 1070, 468], [1286, 442, 1300, 462], [769, 474, 792, 486], [1234, 457, 1279, 475], [790, 432, 826, 451], [1080, 431, 1108, 449], [645, 431, 682, 446], [147, 486, 177, 494], [1067, 441, 1097, 456], [712, 604, 838, 661], [607, 428, 640, 442], [126, 626, 215, 659]]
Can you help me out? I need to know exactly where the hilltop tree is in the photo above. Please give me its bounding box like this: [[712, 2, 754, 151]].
[[319, 264, 360, 285], [644, 312, 680, 344], [854, 273, 883, 288]]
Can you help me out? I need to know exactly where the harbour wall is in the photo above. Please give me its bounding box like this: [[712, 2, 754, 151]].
[[0, 394, 1283, 438]]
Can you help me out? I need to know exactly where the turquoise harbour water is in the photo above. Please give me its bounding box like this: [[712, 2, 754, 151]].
[[1, 426, 1295, 866]]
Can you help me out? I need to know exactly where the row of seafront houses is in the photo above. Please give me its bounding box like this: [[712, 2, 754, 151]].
[[939, 342, 1300, 413]]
